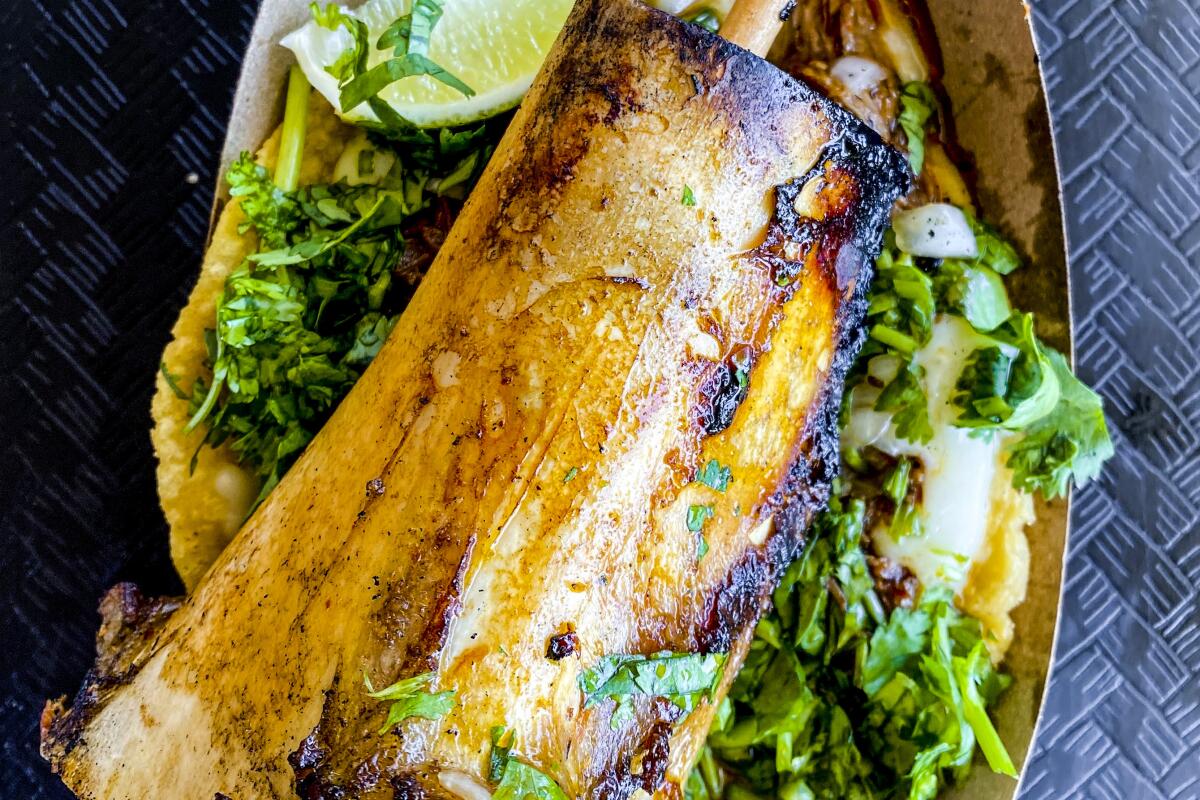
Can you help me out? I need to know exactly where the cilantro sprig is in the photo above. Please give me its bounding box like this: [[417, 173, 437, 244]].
[[364, 671, 455, 734], [493, 759, 569, 800], [1004, 348, 1113, 498], [486, 729, 568, 800]]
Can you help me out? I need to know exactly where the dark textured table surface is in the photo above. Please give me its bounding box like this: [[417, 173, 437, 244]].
[[2, 1, 1197, 798]]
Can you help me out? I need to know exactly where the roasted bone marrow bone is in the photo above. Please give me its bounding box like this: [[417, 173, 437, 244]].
[[41, 0, 907, 797]]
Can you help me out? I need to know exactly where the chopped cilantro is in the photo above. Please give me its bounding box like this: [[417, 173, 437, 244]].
[[578, 651, 727, 730], [969, 215, 1022, 275], [697, 534, 709, 560], [364, 671, 455, 733], [682, 184, 697, 206], [859, 215, 1110, 493], [489, 725, 515, 783], [874, 362, 934, 445], [563, 466, 579, 483], [687, 503, 715, 532], [182, 73, 498, 510], [695, 459, 732, 492], [312, 0, 474, 117], [952, 313, 1060, 431], [311, 3, 369, 84], [864, 237, 935, 359], [696, 497, 1013, 796], [881, 457, 911, 503]]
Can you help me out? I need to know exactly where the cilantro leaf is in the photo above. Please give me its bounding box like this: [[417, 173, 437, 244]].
[[682, 184, 697, 206], [184, 111, 499, 510], [956, 641, 1017, 777], [493, 759, 568, 800], [898, 82, 937, 176], [225, 153, 302, 249], [952, 313, 1060, 431], [874, 362, 934, 444], [687, 503, 715, 532], [489, 725, 515, 783], [969, 215, 1022, 275], [377, 0, 444, 57], [695, 459, 732, 492], [364, 671, 455, 733], [866, 238, 936, 357], [883, 458, 924, 540], [683, 747, 725, 800], [861, 588, 941, 697], [310, 2, 370, 84], [1005, 347, 1113, 498], [312, 0, 473, 124], [578, 651, 727, 730]]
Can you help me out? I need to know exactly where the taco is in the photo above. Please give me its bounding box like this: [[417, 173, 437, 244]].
[[45, 0, 1111, 798]]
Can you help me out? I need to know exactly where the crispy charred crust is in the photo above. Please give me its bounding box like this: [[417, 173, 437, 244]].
[[546, 631, 580, 660], [290, 728, 332, 800], [391, 775, 432, 799], [41, 584, 181, 768], [589, 715, 677, 799], [696, 101, 907, 659], [696, 352, 753, 437]]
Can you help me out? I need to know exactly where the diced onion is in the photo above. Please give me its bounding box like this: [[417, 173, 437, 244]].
[[333, 132, 396, 187], [831, 56, 887, 95], [892, 203, 978, 259]]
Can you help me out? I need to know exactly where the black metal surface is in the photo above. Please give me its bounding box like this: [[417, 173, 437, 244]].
[[0, 1, 1196, 798]]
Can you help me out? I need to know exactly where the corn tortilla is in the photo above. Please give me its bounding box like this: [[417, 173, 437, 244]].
[[151, 94, 354, 590]]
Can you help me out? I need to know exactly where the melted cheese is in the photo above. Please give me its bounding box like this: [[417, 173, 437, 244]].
[[844, 316, 1004, 593]]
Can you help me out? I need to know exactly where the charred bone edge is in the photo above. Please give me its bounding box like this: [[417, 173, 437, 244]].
[[287, 150, 909, 800], [41, 584, 183, 768], [40, 0, 909, 795], [277, 3, 909, 794]]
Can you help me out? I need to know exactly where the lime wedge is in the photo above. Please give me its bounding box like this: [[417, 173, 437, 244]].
[[282, 0, 574, 129]]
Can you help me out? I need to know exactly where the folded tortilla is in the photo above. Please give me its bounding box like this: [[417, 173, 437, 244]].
[[151, 95, 354, 590]]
